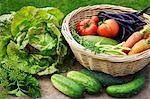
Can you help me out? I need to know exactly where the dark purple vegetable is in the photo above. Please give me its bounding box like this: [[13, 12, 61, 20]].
[[98, 6, 150, 42], [134, 25, 145, 32], [101, 13, 136, 24], [100, 11, 124, 19], [119, 13, 134, 20], [121, 27, 126, 40], [125, 13, 144, 23]]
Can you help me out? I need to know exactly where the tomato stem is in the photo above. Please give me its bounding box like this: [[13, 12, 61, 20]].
[[98, 21, 103, 26], [84, 22, 89, 28], [98, 18, 106, 26]]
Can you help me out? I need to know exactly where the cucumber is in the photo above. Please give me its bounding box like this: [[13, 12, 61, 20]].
[[67, 71, 102, 94], [51, 74, 85, 97], [80, 69, 125, 86], [106, 73, 145, 98], [82, 36, 118, 45]]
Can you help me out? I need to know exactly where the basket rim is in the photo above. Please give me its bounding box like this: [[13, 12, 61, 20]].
[[61, 4, 150, 62]]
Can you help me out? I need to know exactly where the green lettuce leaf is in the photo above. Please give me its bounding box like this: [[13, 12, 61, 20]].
[[11, 6, 37, 36], [29, 29, 57, 52], [43, 7, 64, 23], [6, 41, 46, 74], [0, 15, 12, 60], [9, 6, 73, 75], [0, 6, 74, 98]]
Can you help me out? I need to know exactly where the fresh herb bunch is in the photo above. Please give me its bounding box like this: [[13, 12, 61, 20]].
[[0, 62, 41, 98]]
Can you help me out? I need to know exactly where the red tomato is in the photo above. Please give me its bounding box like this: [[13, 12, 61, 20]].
[[91, 16, 99, 23], [97, 19, 119, 38], [77, 19, 98, 35]]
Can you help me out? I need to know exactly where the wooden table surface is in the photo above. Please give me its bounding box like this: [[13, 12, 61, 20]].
[[9, 62, 150, 99]]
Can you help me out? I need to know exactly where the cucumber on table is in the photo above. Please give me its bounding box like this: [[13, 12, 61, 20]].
[[106, 73, 145, 98], [67, 71, 102, 94], [80, 69, 125, 86], [51, 74, 85, 97]]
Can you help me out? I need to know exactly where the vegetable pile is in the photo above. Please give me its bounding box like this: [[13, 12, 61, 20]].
[[72, 29, 130, 55], [73, 6, 150, 56], [51, 69, 145, 98], [0, 6, 73, 98], [98, 11, 147, 42]]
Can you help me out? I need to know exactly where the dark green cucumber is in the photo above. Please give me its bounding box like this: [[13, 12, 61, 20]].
[[51, 74, 85, 97], [80, 69, 125, 86], [106, 73, 145, 98], [82, 36, 118, 45], [67, 71, 102, 94]]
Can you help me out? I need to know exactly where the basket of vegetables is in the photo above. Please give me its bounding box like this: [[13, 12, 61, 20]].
[[61, 4, 150, 76]]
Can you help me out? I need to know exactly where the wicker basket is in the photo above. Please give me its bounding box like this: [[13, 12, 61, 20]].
[[61, 4, 150, 76]]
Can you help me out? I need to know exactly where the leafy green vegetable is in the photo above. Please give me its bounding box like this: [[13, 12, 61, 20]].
[[0, 62, 41, 98], [9, 6, 73, 75], [0, 6, 73, 98], [11, 6, 37, 37], [6, 41, 46, 74], [43, 7, 64, 23], [0, 15, 12, 60]]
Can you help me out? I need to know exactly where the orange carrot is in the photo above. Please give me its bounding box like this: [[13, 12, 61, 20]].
[[143, 31, 150, 39], [123, 26, 150, 48], [128, 38, 150, 55], [143, 25, 150, 39]]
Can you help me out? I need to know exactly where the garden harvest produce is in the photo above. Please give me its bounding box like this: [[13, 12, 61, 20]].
[[143, 31, 150, 39], [67, 71, 102, 94], [97, 19, 119, 38], [60, 5, 149, 98], [1, 3, 150, 99], [106, 73, 145, 98], [123, 26, 150, 48], [72, 29, 130, 55], [77, 19, 98, 35], [91, 16, 99, 23], [51, 74, 85, 97], [73, 6, 150, 56], [80, 69, 125, 86], [82, 36, 118, 45], [51, 69, 145, 98], [128, 38, 150, 55], [5, 6, 73, 76], [0, 62, 41, 98], [98, 6, 149, 42], [0, 6, 73, 98], [143, 25, 150, 39], [51, 71, 102, 97]]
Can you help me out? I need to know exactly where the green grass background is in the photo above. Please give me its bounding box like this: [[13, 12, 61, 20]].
[[0, 0, 150, 15]]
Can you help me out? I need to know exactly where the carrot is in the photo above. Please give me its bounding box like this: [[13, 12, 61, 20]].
[[143, 25, 150, 39], [128, 38, 150, 55], [123, 26, 150, 48], [143, 31, 150, 39]]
